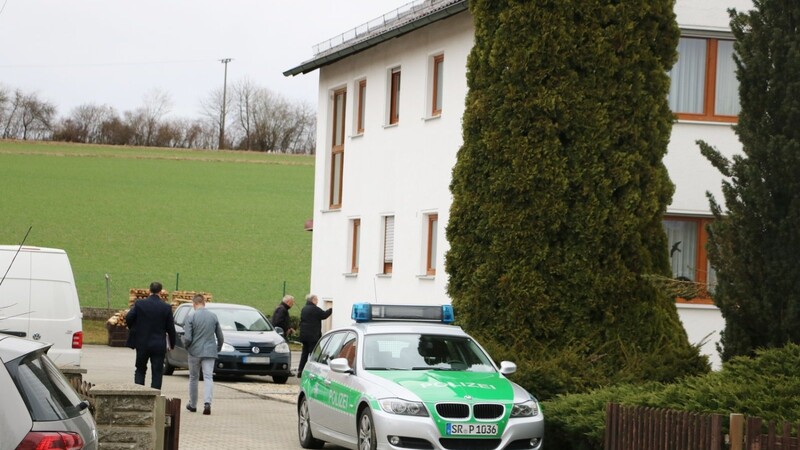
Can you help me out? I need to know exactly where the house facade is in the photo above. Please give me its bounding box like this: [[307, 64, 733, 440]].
[[285, 0, 752, 369]]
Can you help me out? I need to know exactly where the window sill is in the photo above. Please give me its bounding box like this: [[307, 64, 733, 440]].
[[423, 114, 441, 122], [416, 275, 435, 280], [674, 118, 736, 126], [321, 208, 342, 214], [351, 132, 364, 139], [382, 123, 399, 129], [343, 272, 358, 278], [375, 273, 392, 278]]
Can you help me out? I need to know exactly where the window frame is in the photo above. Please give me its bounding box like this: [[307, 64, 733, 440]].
[[389, 67, 401, 125], [356, 79, 366, 135], [350, 218, 361, 274], [431, 54, 444, 116], [663, 215, 715, 304], [671, 36, 738, 123], [382, 215, 395, 275], [426, 214, 438, 276], [329, 88, 346, 209]]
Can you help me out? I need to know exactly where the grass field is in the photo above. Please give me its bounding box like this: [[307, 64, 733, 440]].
[[0, 140, 315, 314]]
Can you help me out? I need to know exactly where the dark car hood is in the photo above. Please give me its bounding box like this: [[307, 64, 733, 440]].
[[222, 330, 283, 346]]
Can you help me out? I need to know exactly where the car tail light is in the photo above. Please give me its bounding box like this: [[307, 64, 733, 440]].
[[72, 331, 83, 349], [16, 431, 85, 450]]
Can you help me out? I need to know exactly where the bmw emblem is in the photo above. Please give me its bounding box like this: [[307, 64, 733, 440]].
[[464, 395, 472, 400], [252, 346, 260, 354]]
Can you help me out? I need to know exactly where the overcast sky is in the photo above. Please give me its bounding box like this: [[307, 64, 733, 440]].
[[0, 0, 403, 118]]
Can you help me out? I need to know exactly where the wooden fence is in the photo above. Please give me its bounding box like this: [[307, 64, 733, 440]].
[[605, 403, 800, 450]]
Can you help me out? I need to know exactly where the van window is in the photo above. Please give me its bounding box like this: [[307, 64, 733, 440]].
[[174, 306, 191, 326], [6, 350, 84, 420], [30, 280, 78, 319]]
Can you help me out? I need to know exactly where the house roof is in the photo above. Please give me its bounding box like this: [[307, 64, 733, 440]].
[[283, 0, 468, 77]]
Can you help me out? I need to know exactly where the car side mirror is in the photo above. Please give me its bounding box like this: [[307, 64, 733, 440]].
[[499, 361, 517, 375], [275, 326, 284, 337], [329, 357, 353, 374]]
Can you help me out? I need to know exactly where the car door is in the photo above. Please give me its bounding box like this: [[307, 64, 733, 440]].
[[305, 331, 347, 432], [168, 305, 191, 367], [325, 332, 361, 436]]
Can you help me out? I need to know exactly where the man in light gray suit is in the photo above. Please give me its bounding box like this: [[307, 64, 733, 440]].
[[183, 294, 224, 415]]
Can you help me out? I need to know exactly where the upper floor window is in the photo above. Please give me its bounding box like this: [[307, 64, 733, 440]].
[[356, 79, 366, 135], [382, 215, 395, 274], [350, 218, 361, 274], [389, 67, 401, 125], [330, 88, 346, 209], [663, 216, 716, 304], [431, 54, 444, 116], [669, 37, 739, 123], [426, 214, 438, 276]]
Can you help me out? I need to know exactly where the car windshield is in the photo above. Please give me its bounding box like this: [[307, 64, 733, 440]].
[[363, 334, 496, 372], [6, 350, 84, 420], [212, 308, 273, 332]]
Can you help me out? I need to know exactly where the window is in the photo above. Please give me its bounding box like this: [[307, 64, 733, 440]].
[[350, 218, 360, 273], [382, 215, 395, 274], [356, 79, 366, 134], [431, 55, 444, 116], [426, 214, 438, 275], [330, 88, 346, 209], [669, 37, 739, 122], [389, 67, 401, 125], [663, 216, 716, 303]]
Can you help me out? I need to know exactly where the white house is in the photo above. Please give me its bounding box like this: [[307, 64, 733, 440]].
[[285, 0, 752, 369]]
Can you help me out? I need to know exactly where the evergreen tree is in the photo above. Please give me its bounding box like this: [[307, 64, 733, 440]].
[[446, 0, 707, 399], [700, 0, 800, 361]]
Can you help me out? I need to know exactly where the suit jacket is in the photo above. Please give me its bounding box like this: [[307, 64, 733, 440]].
[[126, 294, 177, 354], [183, 307, 224, 359], [299, 301, 332, 345]]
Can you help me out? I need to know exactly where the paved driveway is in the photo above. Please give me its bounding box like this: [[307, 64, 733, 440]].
[[80, 344, 344, 449]]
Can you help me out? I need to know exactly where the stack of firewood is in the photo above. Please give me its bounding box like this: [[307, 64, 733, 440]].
[[106, 310, 129, 328], [171, 291, 213, 311], [128, 288, 169, 307]]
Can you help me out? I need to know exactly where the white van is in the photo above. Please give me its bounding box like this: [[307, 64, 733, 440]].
[[0, 246, 83, 368]]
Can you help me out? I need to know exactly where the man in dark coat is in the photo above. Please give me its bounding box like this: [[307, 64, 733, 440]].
[[271, 294, 295, 338], [297, 294, 332, 377], [125, 281, 177, 389]]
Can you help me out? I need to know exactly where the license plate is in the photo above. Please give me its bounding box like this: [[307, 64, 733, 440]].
[[446, 423, 498, 436], [243, 356, 270, 364]]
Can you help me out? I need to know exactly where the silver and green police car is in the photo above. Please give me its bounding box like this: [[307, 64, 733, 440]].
[[297, 303, 544, 450]]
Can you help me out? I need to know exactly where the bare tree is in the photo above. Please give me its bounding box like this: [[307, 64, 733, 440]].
[[55, 103, 118, 143]]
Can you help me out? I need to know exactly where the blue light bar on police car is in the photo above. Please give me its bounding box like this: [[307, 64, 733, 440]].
[[351, 303, 454, 324]]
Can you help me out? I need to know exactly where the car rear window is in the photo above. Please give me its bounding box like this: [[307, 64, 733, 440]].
[[6, 350, 84, 421]]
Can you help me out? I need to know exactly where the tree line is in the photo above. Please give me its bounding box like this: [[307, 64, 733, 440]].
[[0, 78, 316, 154]]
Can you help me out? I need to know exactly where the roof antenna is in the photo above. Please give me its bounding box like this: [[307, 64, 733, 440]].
[[0, 226, 31, 288], [373, 276, 378, 303]]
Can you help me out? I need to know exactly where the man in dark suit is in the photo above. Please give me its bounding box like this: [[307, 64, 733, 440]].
[[297, 294, 332, 377], [125, 281, 177, 389]]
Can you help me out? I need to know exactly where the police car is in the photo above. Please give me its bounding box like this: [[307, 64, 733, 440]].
[[297, 303, 544, 450]]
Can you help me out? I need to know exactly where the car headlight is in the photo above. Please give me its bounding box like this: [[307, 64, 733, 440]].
[[378, 398, 429, 417], [221, 342, 235, 352], [274, 342, 290, 353], [510, 399, 539, 417]]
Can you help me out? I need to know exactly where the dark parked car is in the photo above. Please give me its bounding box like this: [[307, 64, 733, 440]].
[[164, 302, 292, 384], [0, 333, 98, 450]]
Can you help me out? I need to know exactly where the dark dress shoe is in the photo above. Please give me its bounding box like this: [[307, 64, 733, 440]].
[[186, 404, 196, 413], [203, 403, 211, 415]]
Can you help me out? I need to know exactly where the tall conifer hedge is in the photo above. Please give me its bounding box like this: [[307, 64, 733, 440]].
[[447, 0, 708, 398], [700, 0, 800, 361]]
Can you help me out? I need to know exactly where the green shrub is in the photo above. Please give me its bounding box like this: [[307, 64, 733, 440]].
[[542, 344, 800, 449]]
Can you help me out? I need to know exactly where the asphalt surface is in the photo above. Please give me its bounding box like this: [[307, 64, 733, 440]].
[[80, 344, 345, 449]]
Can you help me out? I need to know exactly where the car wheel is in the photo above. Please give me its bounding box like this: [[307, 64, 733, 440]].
[[163, 358, 175, 376], [298, 396, 324, 449], [358, 408, 377, 450], [272, 375, 289, 384]]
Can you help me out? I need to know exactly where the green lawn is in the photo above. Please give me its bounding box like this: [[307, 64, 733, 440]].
[[0, 140, 314, 313]]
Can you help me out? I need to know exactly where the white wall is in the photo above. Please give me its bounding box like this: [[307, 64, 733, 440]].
[[309, 3, 753, 369]]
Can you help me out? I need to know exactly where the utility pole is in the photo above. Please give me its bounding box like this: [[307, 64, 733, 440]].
[[219, 58, 232, 150]]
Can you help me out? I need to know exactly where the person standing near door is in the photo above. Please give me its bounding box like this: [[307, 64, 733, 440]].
[[296, 294, 332, 377]]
